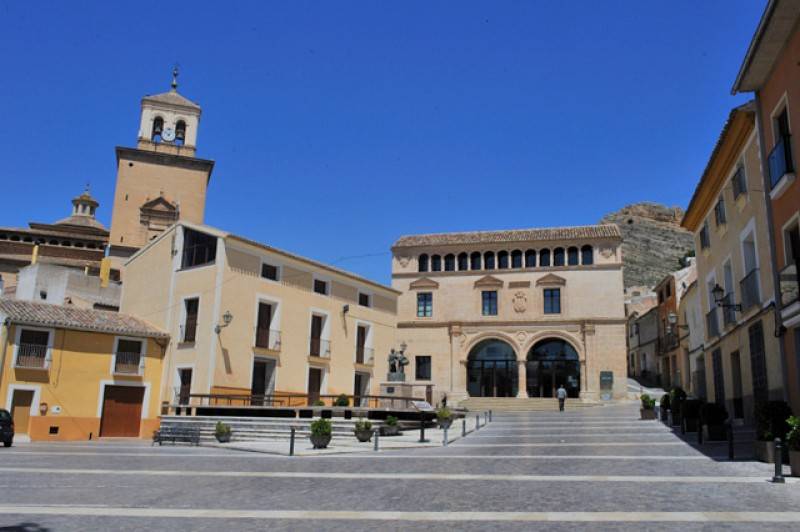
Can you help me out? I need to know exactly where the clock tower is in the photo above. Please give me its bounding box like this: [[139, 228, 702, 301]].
[[108, 69, 214, 261]]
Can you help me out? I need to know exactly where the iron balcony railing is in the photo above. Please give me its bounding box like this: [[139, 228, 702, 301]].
[[114, 351, 142, 375], [356, 345, 374, 365], [309, 337, 331, 358], [740, 268, 761, 311], [706, 308, 720, 339], [780, 261, 799, 308], [722, 294, 737, 327], [254, 328, 281, 351], [181, 317, 198, 343], [15, 343, 48, 369], [768, 135, 794, 189]]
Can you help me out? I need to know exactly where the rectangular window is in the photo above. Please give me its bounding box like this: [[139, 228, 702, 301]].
[[16, 329, 49, 368], [309, 315, 325, 357], [415, 355, 432, 380], [732, 166, 747, 198], [181, 228, 217, 269], [313, 279, 329, 295], [748, 321, 768, 404], [358, 292, 371, 307], [255, 302, 273, 349], [712, 348, 725, 404], [417, 292, 433, 317], [183, 298, 199, 342], [356, 325, 370, 363], [261, 262, 279, 281], [699, 222, 710, 250], [481, 290, 498, 316], [114, 339, 143, 375], [714, 197, 726, 226], [544, 288, 561, 314]]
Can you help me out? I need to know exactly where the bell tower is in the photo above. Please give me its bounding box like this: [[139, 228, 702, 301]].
[[108, 69, 214, 261]]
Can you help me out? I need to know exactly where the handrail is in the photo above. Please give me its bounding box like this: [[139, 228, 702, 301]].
[[176, 392, 424, 410]]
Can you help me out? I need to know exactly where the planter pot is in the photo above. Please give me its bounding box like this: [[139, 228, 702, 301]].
[[215, 433, 231, 443], [438, 418, 454, 430], [706, 424, 727, 441], [790, 450, 800, 477], [380, 425, 400, 437], [671, 413, 683, 428], [354, 430, 373, 443], [754, 440, 791, 464], [310, 433, 332, 449], [640, 409, 656, 420]]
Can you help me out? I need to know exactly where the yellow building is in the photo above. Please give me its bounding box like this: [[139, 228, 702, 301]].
[[0, 299, 168, 441], [121, 221, 399, 408]]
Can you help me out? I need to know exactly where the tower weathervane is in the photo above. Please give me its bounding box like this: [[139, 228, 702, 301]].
[[171, 65, 179, 90]]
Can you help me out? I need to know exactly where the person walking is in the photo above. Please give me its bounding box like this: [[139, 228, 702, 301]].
[[556, 384, 567, 412]]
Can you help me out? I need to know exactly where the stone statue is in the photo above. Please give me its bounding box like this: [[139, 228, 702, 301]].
[[387, 348, 410, 382]]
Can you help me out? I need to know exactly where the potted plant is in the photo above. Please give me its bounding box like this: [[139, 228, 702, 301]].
[[754, 401, 793, 463], [380, 415, 400, 436], [353, 418, 373, 443], [214, 421, 232, 443], [334, 394, 349, 407], [640, 394, 656, 420], [787, 415, 800, 477], [312, 399, 325, 407], [701, 402, 728, 441], [670, 387, 687, 428], [681, 399, 702, 433], [659, 393, 670, 422], [309, 418, 333, 449], [437, 406, 454, 429]]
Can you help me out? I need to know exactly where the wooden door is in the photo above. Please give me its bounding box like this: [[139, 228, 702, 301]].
[[11, 390, 34, 435], [100, 386, 145, 437], [356, 326, 366, 363], [178, 369, 192, 405], [256, 303, 272, 348], [310, 315, 323, 356], [307, 368, 322, 405]]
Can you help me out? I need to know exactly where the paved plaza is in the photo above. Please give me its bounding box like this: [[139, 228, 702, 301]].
[[0, 403, 799, 531]]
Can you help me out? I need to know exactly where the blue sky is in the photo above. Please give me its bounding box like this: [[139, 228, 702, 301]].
[[0, 1, 763, 284]]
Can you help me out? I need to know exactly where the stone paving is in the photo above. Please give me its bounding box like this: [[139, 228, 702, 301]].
[[0, 403, 798, 530]]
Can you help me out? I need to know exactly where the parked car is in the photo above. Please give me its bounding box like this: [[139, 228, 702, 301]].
[[0, 409, 13, 447]]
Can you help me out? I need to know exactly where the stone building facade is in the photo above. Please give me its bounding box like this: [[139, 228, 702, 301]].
[[390, 225, 627, 404]]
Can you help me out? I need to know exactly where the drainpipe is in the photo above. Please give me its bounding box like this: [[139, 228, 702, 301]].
[[0, 318, 11, 406], [753, 93, 791, 400]]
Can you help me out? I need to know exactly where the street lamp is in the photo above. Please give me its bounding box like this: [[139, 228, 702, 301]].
[[399, 341, 408, 354], [711, 284, 742, 311], [214, 310, 233, 334], [667, 312, 689, 330]]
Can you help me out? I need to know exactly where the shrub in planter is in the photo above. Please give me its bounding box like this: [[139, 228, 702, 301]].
[[659, 394, 670, 421], [312, 399, 325, 407], [640, 394, 656, 420], [215, 421, 232, 443], [701, 402, 728, 441], [334, 394, 349, 407], [786, 415, 800, 477], [353, 418, 373, 443], [309, 418, 333, 449], [380, 415, 400, 436], [681, 399, 702, 432], [437, 406, 454, 429], [670, 387, 687, 427], [754, 401, 793, 463]]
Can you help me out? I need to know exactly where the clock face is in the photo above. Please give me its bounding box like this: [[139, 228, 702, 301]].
[[161, 127, 176, 142]]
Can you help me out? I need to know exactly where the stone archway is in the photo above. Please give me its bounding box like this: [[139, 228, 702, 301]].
[[525, 338, 581, 398], [466, 338, 518, 397]]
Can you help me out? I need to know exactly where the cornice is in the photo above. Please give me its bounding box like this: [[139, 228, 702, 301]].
[[116, 146, 215, 181], [392, 263, 621, 279]]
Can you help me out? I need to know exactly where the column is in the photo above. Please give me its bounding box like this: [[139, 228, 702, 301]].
[[517, 360, 528, 398]]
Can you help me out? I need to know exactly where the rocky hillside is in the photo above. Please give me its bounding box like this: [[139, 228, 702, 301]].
[[600, 203, 694, 289]]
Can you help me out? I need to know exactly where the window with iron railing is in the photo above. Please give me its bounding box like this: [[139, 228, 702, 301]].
[[182, 298, 199, 342], [255, 328, 281, 350], [768, 135, 794, 189], [309, 337, 331, 358], [15, 329, 50, 369], [721, 294, 737, 326], [780, 261, 799, 307], [714, 198, 726, 226], [699, 223, 710, 250], [114, 339, 144, 375], [739, 268, 761, 311], [706, 308, 720, 339], [732, 166, 747, 199], [356, 345, 374, 364]]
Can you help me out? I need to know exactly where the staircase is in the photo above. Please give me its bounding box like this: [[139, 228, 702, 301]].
[[458, 397, 601, 412], [160, 416, 386, 444]]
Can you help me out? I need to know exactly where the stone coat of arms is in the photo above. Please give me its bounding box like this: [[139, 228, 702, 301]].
[[512, 291, 527, 313]]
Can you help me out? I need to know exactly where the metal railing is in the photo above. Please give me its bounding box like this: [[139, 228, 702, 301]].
[[356, 346, 374, 364], [114, 351, 142, 375], [309, 337, 331, 358], [254, 328, 281, 351], [722, 294, 737, 326], [15, 343, 48, 369], [768, 135, 793, 189], [706, 309, 720, 339], [175, 392, 423, 411], [740, 268, 760, 311], [780, 262, 799, 308]]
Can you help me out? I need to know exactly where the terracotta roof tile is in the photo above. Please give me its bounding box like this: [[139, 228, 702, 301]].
[[0, 298, 168, 339], [393, 224, 622, 248]]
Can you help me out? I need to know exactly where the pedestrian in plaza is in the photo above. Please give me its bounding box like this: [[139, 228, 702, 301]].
[[557, 384, 567, 412]]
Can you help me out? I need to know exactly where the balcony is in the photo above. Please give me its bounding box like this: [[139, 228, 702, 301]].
[[114, 351, 142, 375], [181, 317, 198, 343], [780, 262, 799, 308], [740, 268, 761, 311], [721, 294, 737, 327], [15, 343, 48, 369], [309, 337, 331, 358], [254, 328, 281, 351], [356, 345, 374, 365], [768, 136, 794, 190], [706, 309, 720, 339]]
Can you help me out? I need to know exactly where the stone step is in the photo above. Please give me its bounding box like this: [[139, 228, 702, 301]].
[[458, 398, 601, 412]]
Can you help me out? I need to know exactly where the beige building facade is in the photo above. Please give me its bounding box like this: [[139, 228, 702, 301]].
[[390, 225, 627, 404], [121, 222, 399, 408]]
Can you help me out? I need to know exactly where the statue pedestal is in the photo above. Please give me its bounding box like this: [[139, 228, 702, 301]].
[[379, 382, 414, 409]]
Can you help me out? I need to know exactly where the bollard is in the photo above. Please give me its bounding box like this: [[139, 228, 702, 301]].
[[489, 410, 492, 422], [667, 409, 672, 427], [373, 428, 379, 452], [697, 422, 703, 445], [462, 418, 466, 437], [484, 412, 488, 426], [418, 417, 429, 443], [772, 438, 785, 483], [727, 423, 734, 461], [475, 414, 480, 431], [443, 427, 449, 447], [289, 427, 296, 457]]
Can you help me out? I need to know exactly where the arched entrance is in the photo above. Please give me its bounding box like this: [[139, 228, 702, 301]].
[[526, 338, 580, 398], [467, 339, 518, 397]]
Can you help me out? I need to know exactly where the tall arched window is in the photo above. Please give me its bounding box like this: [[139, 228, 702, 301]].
[[470, 252, 482, 270], [457, 252, 469, 271], [567, 247, 579, 266], [444, 254, 456, 271], [151, 117, 164, 141], [175, 120, 187, 146], [431, 255, 442, 271], [498, 250, 509, 269], [418, 254, 429, 272], [553, 247, 565, 266], [540, 248, 551, 267], [525, 249, 536, 268], [511, 250, 523, 268], [581, 245, 594, 265], [484, 251, 496, 270]]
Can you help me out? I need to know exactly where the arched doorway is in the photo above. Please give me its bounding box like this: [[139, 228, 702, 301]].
[[526, 338, 580, 398], [467, 339, 518, 397]]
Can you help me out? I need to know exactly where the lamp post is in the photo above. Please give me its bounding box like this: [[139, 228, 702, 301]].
[[711, 284, 742, 312], [214, 310, 233, 334]]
